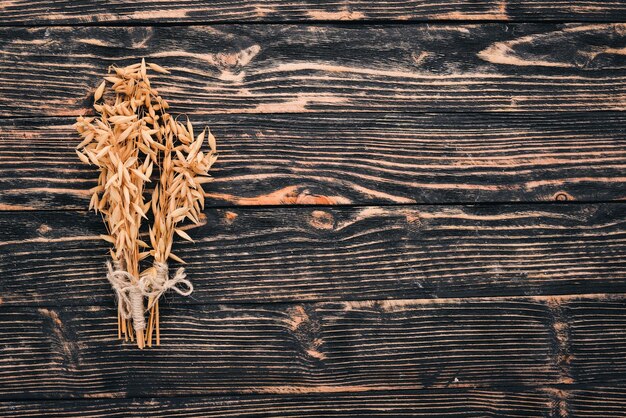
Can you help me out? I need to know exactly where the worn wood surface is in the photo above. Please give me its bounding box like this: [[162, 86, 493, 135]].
[[0, 389, 557, 417], [0, 295, 625, 399], [1, 204, 624, 306], [2, 113, 625, 210], [1, 24, 626, 117], [3, 387, 626, 417], [2, 387, 624, 418], [2, 1, 626, 24], [568, 386, 626, 417], [1, 0, 625, 415]]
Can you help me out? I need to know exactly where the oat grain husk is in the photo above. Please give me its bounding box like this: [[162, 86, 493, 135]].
[[75, 60, 217, 348]]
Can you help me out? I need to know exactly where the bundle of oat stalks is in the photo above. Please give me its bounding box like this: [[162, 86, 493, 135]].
[[75, 60, 217, 348]]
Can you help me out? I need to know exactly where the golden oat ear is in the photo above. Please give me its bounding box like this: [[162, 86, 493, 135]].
[[75, 61, 217, 349]]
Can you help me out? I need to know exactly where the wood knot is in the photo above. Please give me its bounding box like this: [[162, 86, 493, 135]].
[[402, 210, 423, 233], [287, 305, 309, 331], [285, 305, 325, 361], [129, 27, 154, 49], [38, 308, 80, 370], [37, 223, 52, 234], [553, 191, 574, 201], [223, 211, 238, 225], [405, 211, 422, 228], [411, 51, 431, 65], [215, 45, 261, 69], [309, 210, 335, 230]]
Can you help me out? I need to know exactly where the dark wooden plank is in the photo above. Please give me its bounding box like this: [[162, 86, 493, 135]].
[[1, 0, 626, 24], [566, 299, 626, 384], [0, 295, 624, 399], [0, 389, 555, 417], [1, 204, 624, 306], [569, 386, 626, 417], [1, 24, 626, 117], [2, 114, 626, 211], [5, 388, 626, 417]]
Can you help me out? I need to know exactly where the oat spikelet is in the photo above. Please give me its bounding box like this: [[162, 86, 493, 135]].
[[143, 114, 217, 346], [74, 60, 217, 348]]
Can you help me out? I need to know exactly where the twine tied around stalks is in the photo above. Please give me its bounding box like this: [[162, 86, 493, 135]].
[[140, 261, 194, 310], [76, 60, 216, 347], [106, 260, 145, 333], [106, 260, 193, 334]]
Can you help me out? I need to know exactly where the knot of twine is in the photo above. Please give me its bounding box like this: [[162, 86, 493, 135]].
[[106, 260, 145, 332], [140, 261, 193, 309], [106, 260, 193, 331]]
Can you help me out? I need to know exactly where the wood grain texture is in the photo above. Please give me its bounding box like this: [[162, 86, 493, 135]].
[[2, 0, 626, 24], [1, 24, 626, 117], [5, 387, 626, 417], [569, 386, 626, 417], [2, 113, 626, 210], [1, 295, 625, 399], [1, 204, 624, 306], [0, 389, 556, 417]]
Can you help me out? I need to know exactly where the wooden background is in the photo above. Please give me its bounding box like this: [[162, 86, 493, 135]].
[[1, 1, 626, 417]]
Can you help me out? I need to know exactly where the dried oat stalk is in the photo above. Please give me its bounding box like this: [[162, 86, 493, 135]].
[[74, 60, 217, 348]]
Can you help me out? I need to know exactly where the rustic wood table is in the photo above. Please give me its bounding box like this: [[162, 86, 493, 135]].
[[1, 1, 626, 417]]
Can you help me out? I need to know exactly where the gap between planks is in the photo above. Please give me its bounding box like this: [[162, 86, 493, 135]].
[[3, 201, 626, 215], [5, 19, 626, 28], [6, 292, 626, 310]]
